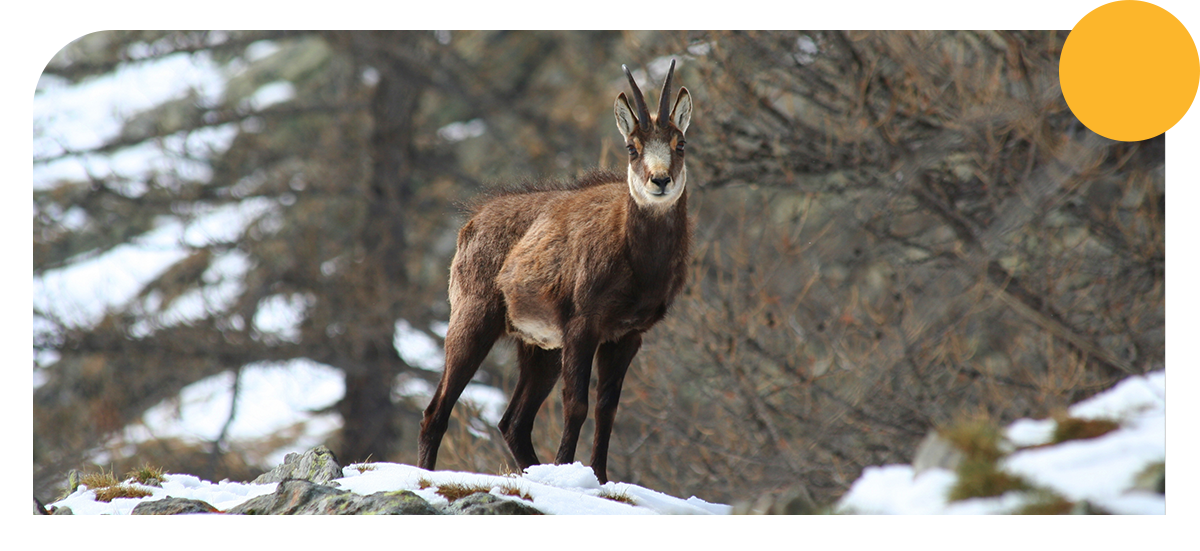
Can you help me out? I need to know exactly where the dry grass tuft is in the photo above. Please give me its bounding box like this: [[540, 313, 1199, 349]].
[[79, 470, 120, 491], [941, 416, 1005, 463], [597, 487, 637, 505], [125, 464, 166, 487], [423, 478, 533, 503], [1052, 416, 1120, 444], [93, 485, 154, 503], [942, 416, 1031, 501], [433, 481, 490, 503], [80, 468, 155, 502], [495, 463, 523, 478], [949, 458, 1030, 502], [1015, 493, 1075, 515], [350, 463, 378, 474], [497, 484, 534, 502]]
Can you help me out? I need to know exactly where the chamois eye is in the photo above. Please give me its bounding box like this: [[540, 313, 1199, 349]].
[[676, 140, 686, 153], [627, 144, 638, 157]]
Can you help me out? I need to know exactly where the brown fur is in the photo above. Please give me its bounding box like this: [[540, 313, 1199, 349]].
[[419, 62, 693, 484]]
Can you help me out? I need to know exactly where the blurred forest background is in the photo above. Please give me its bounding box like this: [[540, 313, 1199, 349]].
[[33, 30, 1164, 507]]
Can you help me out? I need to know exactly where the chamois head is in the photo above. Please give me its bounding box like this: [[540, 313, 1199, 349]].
[[615, 59, 693, 211]]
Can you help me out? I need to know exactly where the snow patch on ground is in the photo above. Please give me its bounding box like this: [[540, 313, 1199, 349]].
[[836, 371, 1166, 515], [49, 461, 731, 516], [117, 358, 344, 466], [50, 474, 279, 516]]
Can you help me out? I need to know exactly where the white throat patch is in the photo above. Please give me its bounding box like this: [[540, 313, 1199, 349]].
[[628, 163, 685, 210]]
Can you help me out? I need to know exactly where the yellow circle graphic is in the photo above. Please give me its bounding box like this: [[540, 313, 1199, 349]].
[[1060, 1, 1200, 142]]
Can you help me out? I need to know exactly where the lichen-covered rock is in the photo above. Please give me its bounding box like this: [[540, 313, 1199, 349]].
[[444, 492, 543, 515], [352, 491, 442, 515], [36, 493, 72, 515], [305, 489, 441, 515], [229, 479, 346, 514], [132, 497, 219, 515], [227, 479, 440, 515], [252, 446, 343, 485]]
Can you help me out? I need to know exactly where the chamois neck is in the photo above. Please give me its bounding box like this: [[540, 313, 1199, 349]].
[[624, 188, 687, 276]]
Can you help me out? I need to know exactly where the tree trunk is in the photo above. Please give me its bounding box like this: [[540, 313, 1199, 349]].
[[334, 31, 426, 463]]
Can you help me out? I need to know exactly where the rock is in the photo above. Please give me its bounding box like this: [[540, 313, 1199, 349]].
[[444, 492, 542, 515], [228, 479, 439, 515], [911, 431, 964, 475], [252, 446, 343, 485], [1132, 461, 1165, 494], [132, 497, 219, 515], [732, 485, 818, 515], [36, 495, 73, 515], [229, 479, 347, 515], [324, 490, 441, 515]]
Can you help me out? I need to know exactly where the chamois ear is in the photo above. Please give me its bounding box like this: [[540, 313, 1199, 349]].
[[671, 87, 692, 135], [615, 92, 638, 137]]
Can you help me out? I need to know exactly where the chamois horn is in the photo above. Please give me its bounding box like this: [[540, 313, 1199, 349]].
[[622, 64, 652, 127], [657, 59, 676, 127]]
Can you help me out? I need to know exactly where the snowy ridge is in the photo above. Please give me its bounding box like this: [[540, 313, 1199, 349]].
[[338, 462, 730, 515], [836, 371, 1166, 514], [48, 461, 731, 515], [48, 473, 278, 516], [47, 371, 1164, 515]]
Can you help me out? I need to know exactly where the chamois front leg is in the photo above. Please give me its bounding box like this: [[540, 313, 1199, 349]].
[[590, 331, 641, 484], [554, 318, 600, 466]]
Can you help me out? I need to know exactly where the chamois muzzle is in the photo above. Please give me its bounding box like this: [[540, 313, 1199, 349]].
[[650, 176, 671, 194]]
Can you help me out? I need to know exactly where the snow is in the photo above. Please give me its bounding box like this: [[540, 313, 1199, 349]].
[[338, 461, 727, 515], [1068, 370, 1165, 420], [101, 334, 506, 468], [394, 376, 507, 428], [54, 370, 1167, 516], [1004, 417, 1057, 448], [129, 250, 252, 337], [48, 460, 731, 516], [243, 40, 281, 62], [837, 465, 960, 515], [837, 371, 1166, 515], [115, 358, 344, 466], [33, 218, 192, 328], [243, 80, 296, 111], [393, 318, 445, 370], [34, 197, 277, 331], [1002, 373, 1166, 514], [33, 49, 231, 189], [25, 28, 1178, 524], [436, 118, 487, 142], [50, 473, 279, 516], [252, 292, 315, 343]]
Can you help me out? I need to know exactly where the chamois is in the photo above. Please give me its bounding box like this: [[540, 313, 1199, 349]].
[[418, 60, 693, 484]]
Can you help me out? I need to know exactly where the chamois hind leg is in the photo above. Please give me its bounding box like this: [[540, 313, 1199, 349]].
[[498, 342, 561, 470], [418, 299, 505, 471], [554, 318, 601, 466], [590, 332, 641, 484]]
